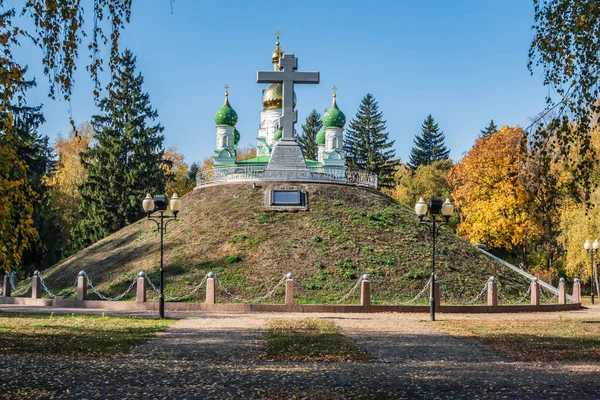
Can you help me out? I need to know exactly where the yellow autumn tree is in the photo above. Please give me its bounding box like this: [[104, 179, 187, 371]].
[[47, 122, 93, 251], [390, 159, 453, 207], [557, 125, 600, 288], [162, 147, 194, 197], [447, 126, 540, 263]]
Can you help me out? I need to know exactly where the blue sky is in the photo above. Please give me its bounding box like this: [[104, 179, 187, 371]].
[[18, 0, 547, 165]]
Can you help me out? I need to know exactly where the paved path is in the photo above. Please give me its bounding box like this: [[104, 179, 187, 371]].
[[1, 307, 600, 399]]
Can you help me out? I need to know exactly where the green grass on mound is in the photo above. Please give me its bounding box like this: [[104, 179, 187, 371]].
[[36, 183, 531, 304]]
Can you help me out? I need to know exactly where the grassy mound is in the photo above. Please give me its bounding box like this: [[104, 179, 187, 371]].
[[39, 183, 530, 304]]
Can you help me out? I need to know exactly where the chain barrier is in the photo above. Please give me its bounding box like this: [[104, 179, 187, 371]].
[[217, 275, 287, 303], [499, 285, 532, 305], [439, 281, 488, 305], [145, 274, 208, 301], [335, 276, 364, 304], [87, 275, 138, 301], [39, 273, 77, 299], [8, 275, 32, 296], [398, 280, 431, 305], [540, 286, 559, 303]]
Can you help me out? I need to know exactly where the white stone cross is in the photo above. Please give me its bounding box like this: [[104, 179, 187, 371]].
[[257, 53, 319, 141]]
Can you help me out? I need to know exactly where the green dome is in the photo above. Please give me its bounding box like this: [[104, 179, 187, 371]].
[[234, 129, 240, 145], [323, 96, 345, 128], [274, 129, 282, 141], [316, 128, 326, 145], [214, 95, 238, 126]]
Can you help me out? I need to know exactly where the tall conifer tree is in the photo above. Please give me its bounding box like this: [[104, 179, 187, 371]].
[[344, 94, 398, 188], [480, 119, 498, 138], [73, 50, 165, 250], [408, 114, 450, 168], [298, 109, 322, 161]]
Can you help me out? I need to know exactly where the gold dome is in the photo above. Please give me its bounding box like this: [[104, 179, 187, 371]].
[[262, 83, 296, 110]]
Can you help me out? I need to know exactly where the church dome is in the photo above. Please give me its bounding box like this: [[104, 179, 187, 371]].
[[323, 94, 345, 129], [274, 129, 282, 141], [214, 95, 238, 126], [263, 83, 297, 110], [234, 128, 240, 145], [316, 128, 326, 145]]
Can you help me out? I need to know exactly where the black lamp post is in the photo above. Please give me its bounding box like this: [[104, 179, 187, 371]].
[[142, 193, 181, 319], [584, 239, 598, 305], [415, 197, 454, 321]]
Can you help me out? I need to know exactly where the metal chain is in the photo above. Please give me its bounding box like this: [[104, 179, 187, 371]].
[[145, 274, 208, 301], [540, 286, 559, 303], [217, 275, 287, 303], [454, 283, 488, 305], [499, 285, 532, 305], [398, 280, 431, 305], [39, 274, 77, 299], [87, 276, 138, 301], [8, 276, 32, 296], [335, 276, 364, 304]]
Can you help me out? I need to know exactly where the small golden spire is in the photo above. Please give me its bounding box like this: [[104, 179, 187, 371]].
[[272, 30, 283, 68], [224, 84, 230, 97], [332, 85, 337, 98]]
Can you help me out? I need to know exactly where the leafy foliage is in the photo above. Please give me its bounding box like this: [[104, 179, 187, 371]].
[[390, 159, 454, 208], [344, 94, 398, 188], [529, 0, 600, 201], [163, 147, 195, 197], [23, 0, 133, 101], [298, 109, 322, 161], [448, 127, 540, 258], [408, 114, 450, 168], [72, 50, 165, 250]]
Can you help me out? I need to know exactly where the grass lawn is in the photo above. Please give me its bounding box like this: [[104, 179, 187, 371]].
[[0, 312, 174, 356], [264, 318, 372, 362], [433, 317, 600, 362]]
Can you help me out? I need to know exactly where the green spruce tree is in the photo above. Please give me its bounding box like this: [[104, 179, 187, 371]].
[[298, 109, 322, 161], [408, 114, 450, 168], [344, 94, 398, 188], [480, 119, 498, 138], [73, 50, 165, 250]]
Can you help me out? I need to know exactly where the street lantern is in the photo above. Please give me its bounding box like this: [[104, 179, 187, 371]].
[[584, 239, 598, 305], [143, 193, 181, 319], [415, 197, 454, 321]]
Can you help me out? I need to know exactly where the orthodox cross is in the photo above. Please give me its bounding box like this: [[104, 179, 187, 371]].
[[257, 53, 320, 141], [224, 84, 229, 95], [332, 85, 337, 96]]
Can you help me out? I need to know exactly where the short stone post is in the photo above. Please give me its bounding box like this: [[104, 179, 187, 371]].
[[434, 276, 441, 311], [205, 272, 215, 305], [136, 272, 147, 303], [530, 278, 540, 306], [31, 271, 42, 299], [487, 276, 498, 307], [558, 277, 567, 305], [285, 273, 294, 307], [573, 278, 581, 303], [360, 274, 371, 307], [77, 271, 87, 301], [2, 274, 11, 297]]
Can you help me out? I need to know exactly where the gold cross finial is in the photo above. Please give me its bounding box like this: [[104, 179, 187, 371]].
[[274, 29, 282, 39], [224, 84, 229, 96], [332, 85, 337, 97]]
